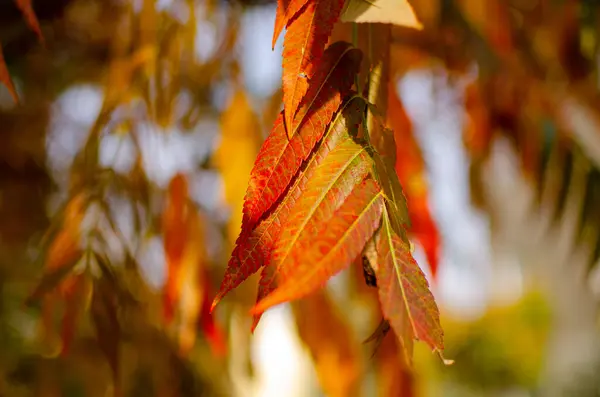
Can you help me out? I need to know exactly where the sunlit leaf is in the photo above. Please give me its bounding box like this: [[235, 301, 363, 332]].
[[374, 206, 445, 361], [212, 96, 367, 315], [252, 178, 384, 314], [282, 0, 346, 136], [272, 0, 311, 50], [241, 43, 362, 230], [340, 0, 422, 28]]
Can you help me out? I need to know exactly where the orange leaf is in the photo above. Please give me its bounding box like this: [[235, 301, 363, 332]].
[[241, 43, 362, 230], [292, 290, 362, 397], [252, 177, 384, 314], [212, 96, 367, 314], [290, 41, 362, 136], [282, 0, 346, 135], [272, 0, 311, 50], [162, 173, 207, 325], [250, 137, 374, 317], [0, 44, 18, 104], [374, 206, 444, 360]]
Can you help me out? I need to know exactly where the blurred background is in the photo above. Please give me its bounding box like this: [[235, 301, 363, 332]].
[[2, 0, 600, 396]]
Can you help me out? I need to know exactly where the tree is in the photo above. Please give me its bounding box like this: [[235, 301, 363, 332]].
[[1, 0, 600, 396]]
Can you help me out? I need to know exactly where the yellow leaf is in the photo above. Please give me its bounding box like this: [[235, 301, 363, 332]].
[[215, 89, 262, 242], [340, 0, 423, 29]]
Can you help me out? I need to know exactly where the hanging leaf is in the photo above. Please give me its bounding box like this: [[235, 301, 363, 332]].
[[252, 177, 384, 314], [290, 41, 362, 136], [241, 43, 362, 231], [291, 290, 362, 397], [162, 174, 207, 326], [282, 0, 346, 136], [340, 0, 423, 28], [374, 206, 445, 362], [212, 96, 367, 313], [272, 0, 312, 49]]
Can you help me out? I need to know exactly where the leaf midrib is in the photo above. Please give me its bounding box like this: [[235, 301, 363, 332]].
[[382, 206, 418, 339], [290, 189, 383, 286], [239, 100, 358, 264], [277, 143, 367, 269]]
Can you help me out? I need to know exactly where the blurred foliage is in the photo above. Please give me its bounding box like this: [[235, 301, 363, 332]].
[[1, 0, 600, 396], [413, 290, 552, 396]]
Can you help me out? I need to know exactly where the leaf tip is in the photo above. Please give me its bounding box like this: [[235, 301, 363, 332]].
[[436, 350, 454, 366]]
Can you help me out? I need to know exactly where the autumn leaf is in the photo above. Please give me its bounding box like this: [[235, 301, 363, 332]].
[[272, 0, 311, 49], [252, 177, 384, 314], [291, 290, 362, 397], [289, 41, 362, 136], [0, 45, 18, 104], [340, 0, 422, 29], [162, 173, 207, 327], [212, 96, 367, 315], [282, 0, 346, 136], [241, 43, 362, 231], [373, 205, 445, 362]]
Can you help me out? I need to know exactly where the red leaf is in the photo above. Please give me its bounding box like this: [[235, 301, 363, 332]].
[[251, 178, 384, 314], [212, 96, 366, 313], [282, 0, 346, 136], [0, 45, 18, 103], [272, 0, 311, 50], [374, 206, 444, 358], [241, 44, 362, 231]]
